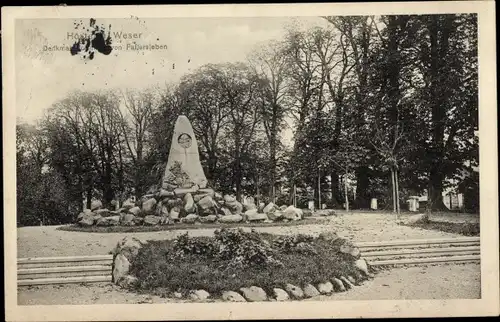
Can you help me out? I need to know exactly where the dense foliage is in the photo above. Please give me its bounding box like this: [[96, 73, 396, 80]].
[[17, 14, 479, 226], [129, 229, 362, 295]]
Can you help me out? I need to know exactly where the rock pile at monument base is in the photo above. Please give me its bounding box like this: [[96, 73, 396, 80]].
[[76, 193, 304, 227]]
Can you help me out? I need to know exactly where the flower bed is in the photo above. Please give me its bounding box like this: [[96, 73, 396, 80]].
[[112, 229, 373, 301]]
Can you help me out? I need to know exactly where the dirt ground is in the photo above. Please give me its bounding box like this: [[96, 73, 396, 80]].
[[18, 263, 481, 305], [17, 212, 479, 258]]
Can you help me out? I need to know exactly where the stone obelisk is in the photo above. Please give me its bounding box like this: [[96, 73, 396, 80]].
[[162, 115, 208, 191]]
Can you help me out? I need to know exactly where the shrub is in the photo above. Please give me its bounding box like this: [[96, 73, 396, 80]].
[[273, 234, 317, 255], [213, 228, 282, 269], [128, 229, 362, 296]]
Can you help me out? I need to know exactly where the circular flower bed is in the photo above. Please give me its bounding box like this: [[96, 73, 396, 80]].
[[111, 228, 373, 301]]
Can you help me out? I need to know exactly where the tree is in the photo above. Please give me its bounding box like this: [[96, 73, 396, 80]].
[[415, 14, 478, 211], [249, 42, 290, 202], [220, 63, 263, 201], [176, 65, 234, 184], [46, 90, 125, 208], [117, 88, 159, 199]]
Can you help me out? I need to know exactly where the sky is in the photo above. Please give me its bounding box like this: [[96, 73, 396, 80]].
[[15, 16, 329, 125]]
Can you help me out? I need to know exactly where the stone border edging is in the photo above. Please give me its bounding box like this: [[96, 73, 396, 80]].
[[112, 236, 374, 301]]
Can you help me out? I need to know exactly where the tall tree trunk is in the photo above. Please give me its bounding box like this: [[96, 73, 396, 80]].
[[395, 169, 400, 216], [427, 16, 449, 211], [269, 140, 277, 201], [329, 171, 342, 207], [344, 172, 349, 212], [317, 170, 321, 209], [355, 166, 370, 209], [86, 185, 93, 210], [391, 169, 396, 213]]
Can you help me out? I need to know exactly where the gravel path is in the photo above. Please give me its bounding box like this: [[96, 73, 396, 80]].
[[17, 213, 473, 258], [18, 263, 481, 305]]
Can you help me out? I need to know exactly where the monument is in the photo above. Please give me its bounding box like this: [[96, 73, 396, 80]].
[[76, 115, 304, 227], [162, 115, 208, 191]]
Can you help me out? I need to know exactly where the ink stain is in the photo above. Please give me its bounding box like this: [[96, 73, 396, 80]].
[[70, 18, 113, 61], [172, 63, 175, 70]]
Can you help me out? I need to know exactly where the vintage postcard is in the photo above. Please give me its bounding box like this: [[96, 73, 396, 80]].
[[2, 2, 499, 321]]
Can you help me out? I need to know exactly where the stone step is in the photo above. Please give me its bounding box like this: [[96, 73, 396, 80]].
[[18, 275, 112, 286]]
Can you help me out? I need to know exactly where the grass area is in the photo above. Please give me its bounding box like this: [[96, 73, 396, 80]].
[[127, 229, 363, 297], [400, 220, 480, 236], [58, 217, 328, 233]]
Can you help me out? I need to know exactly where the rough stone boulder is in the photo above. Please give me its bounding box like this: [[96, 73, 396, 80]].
[[245, 210, 268, 222], [332, 278, 346, 292], [355, 258, 371, 276], [77, 212, 85, 221], [184, 193, 196, 214], [239, 286, 267, 302], [113, 253, 130, 285], [113, 236, 145, 259], [160, 204, 170, 217], [197, 196, 216, 215], [263, 202, 277, 214], [112, 236, 145, 285], [224, 196, 243, 215], [267, 211, 283, 221], [120, 213, 136, 226], [122, 199, 136, 209], [303, 284, 320, 298], [169, 207, 181, 220], [317, 281, 334, 294], [222, 291, 246, 302], [273, 288, 289, 301], [338, 238, 361, 259], [133, 216, 144, 225], [95, 208, 112, 217], [78, 213, 95, 226], [189, 289, 210, 301], [283, 206, 303, 221], [199, 215, 217, 223], [166, 198, 182, 208], [181, 214, 199, 224], [128, 206, 141, 216], [144, 215, 162, 226], [90, 200, 102, 211], [159, 189, 175, 199], [285, 283, 304, 299], [219, 214, 243, 223], [142, 198, 157, 215], [96, 215, 120, 226], [219, 207, 233, 217]]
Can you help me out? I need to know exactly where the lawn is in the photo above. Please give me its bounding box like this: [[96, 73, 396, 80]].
[[400, 220, 480, 236]]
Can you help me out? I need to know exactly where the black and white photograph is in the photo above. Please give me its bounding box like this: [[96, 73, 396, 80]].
[[3, 2, 498, 321]]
